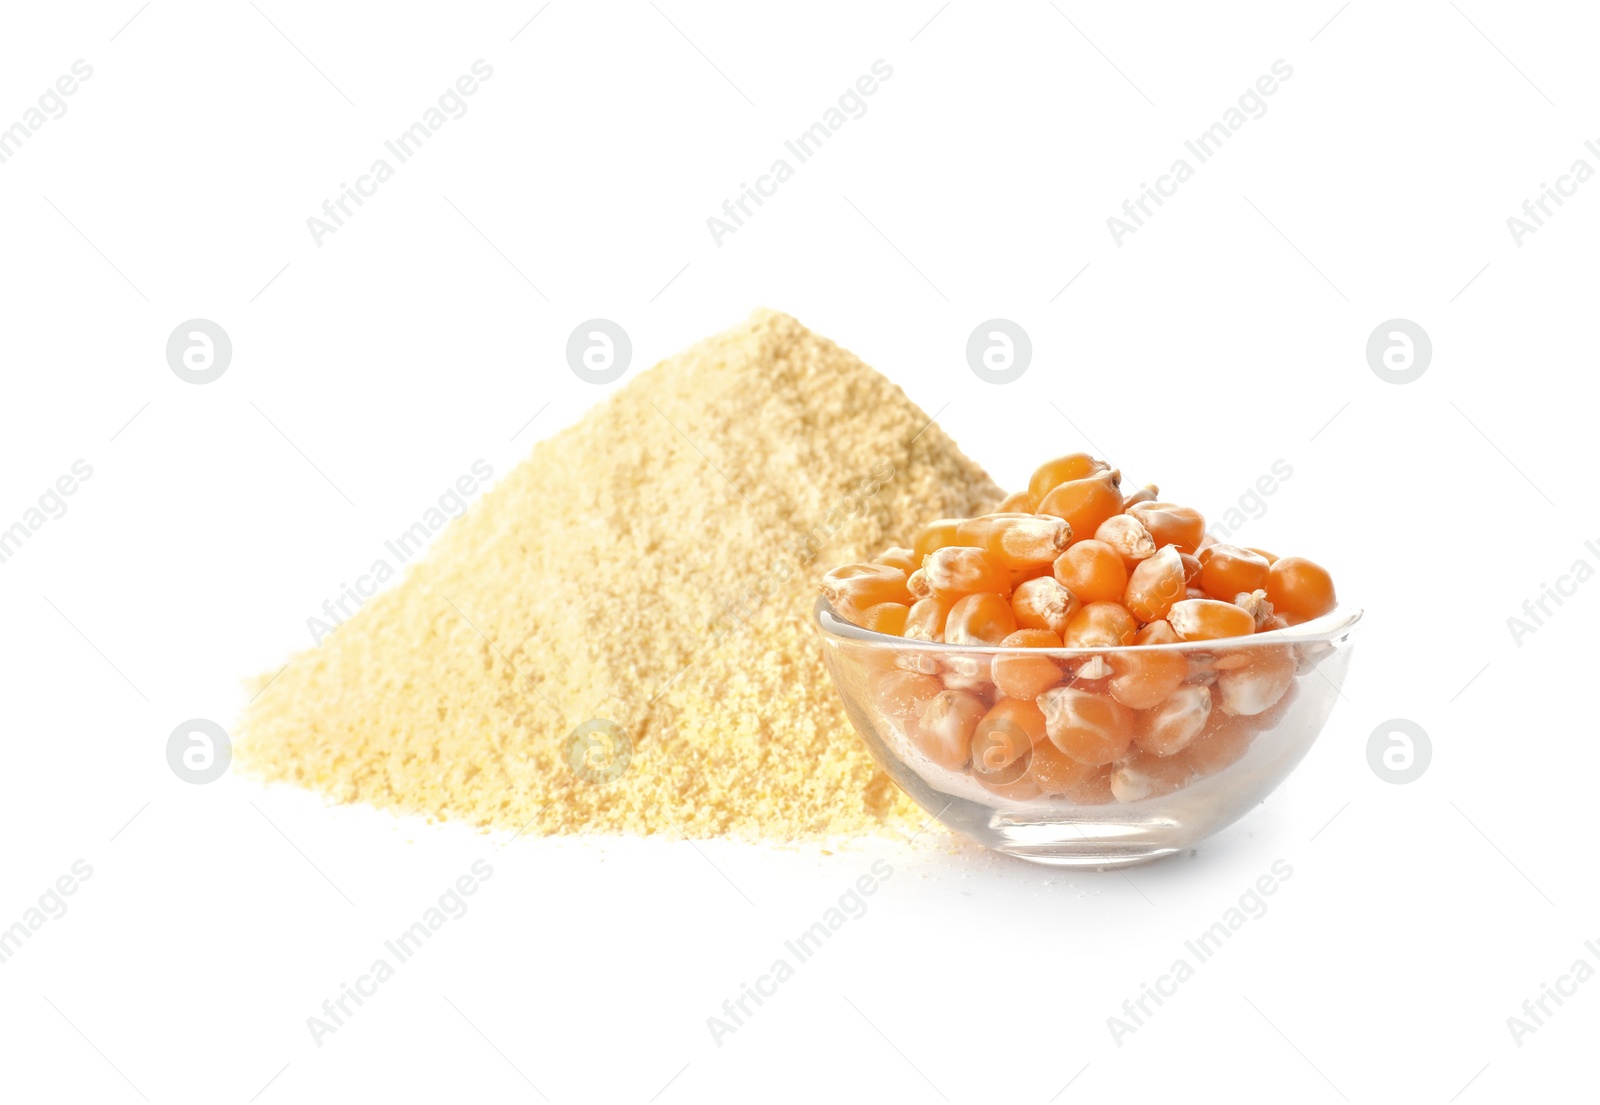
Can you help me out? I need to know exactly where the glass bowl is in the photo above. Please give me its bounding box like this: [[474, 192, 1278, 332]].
[[815, 597, 1361, 868]]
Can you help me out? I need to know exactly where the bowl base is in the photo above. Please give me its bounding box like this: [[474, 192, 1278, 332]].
[[990, 840, 1184, 869], [974, 809, 1189, 868]]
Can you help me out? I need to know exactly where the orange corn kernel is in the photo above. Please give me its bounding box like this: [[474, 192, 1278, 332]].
[[1215, 647, 1295, 716], [1179, 551, 1202, 583], [913, 518, 966, 560], [1122, 483, 1159, 510], [979, 696, 1049, 745], [821, 562, 910, 623], [1179, 710, 1256, 776], [861, 602, 909, 636], [1267, 556, 1337, 619], [1210, 645, 1253, 671], [1038, 686, 1135, 765], [958, 513, 1074, 570], [1234, 589, 1275, 631], [945, 592, 1018, 645], [1249, 676, 1300, 732], [1094, 513, 1157, 566], [1009, 565, 1053, 591], [1062, 601, 1139, 649], [1107, 633, 1187, 710], [1183, 650, 1219, 685], [957, 511, 1026, 536], [1137, 619, 1179, 645], [997, 489, 1036, 513], [1134, 685, 1213, 756], [1028, 738, 1115, 803], [873, 669, 943, 723], [940, 653, 994, 695], [992, 629, 1064, 700], [1127, 502, 1206, 554], [1027, 452, 1112, 504], [1037, 472, 1123, 543], [1124, 545, 1187, 623], [1053, 539, 1127, 604], [1066, 771, 1117, 805], [971, 698, 1044, 784], [1198, 544, 1270, 600], [903, 596, 951, 642], [1011, 576, 1081, 637], [974, 771, 1043, 802], [922, 545, 1012, 599], [1168, 598, 1256, 641], [893, 651, 943, 678], [906, 568, 932, 600], [1110, 748, 1196, 802], [1071, 655, 1113, 681], [912, 689, 985, 770], [1245, 547, 1279, 565], [875, 546, 918, 575], [1094, 511, 1158, 556]]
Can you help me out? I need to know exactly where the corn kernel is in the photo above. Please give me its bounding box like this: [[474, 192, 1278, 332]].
[[1038, 686, 1134, 765]]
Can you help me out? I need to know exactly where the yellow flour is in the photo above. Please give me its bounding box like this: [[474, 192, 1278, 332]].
[[239, 309, 1000, 839]]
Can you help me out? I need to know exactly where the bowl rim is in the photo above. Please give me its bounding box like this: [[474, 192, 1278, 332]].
[[813, 595, 1363, 654]]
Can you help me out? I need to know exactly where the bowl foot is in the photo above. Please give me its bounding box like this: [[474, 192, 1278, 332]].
[[979, 811, 1188, 868]]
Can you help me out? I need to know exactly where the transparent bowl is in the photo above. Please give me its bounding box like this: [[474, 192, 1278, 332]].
[[815, 597, 1361, 868]]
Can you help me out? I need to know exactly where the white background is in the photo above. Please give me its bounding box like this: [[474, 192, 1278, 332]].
[[0, 1, 1593, 1101]]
